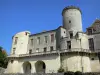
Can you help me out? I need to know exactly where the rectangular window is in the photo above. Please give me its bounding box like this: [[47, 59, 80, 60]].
[[51, 34, 54, 42], [44, 47, 47, 52], [30, 39, 33, 46], [88, 29, 92, 35], [12, 48, 16, 54], [37, 37, 40, 44], [36, 48, 39, 52], [67, 41, 71, 49], [44, 36, 48, 43], [69, 31, 73, 39], [88, 38, 94, 51], [50, 46, 53, 51], [29, 49, 32, 54], [14, 37, 18, 45]]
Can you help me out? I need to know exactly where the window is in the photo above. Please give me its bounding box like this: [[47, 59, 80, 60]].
[[88, 29, 92, 35], [36, 48, 39, 52], [51, 34, 54, 42], [44, 36, 48, 43], [30, 39, 33, 46], [29, 49, 32, 54], [12, 48, 16, 54], [14, 37, 18, 45], [67, 41, 71, 49], [91, 58, 94, 60], [44, 47, 47, 52], [50, 46, 53, 51], [11, 60, 14, 63], [64, 31, 66, 33], [69, 20, 71, 23], [69, 31, 73, 39], [88, 38, 94, 51], [25, 32, 28, 35], [37, 37, 40, 44]]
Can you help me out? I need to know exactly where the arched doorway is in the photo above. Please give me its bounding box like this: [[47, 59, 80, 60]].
[[23, 61, 31, 73], [35, 61, 46, 73]]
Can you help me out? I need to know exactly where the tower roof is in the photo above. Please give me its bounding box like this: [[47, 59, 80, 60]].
[[62, 6, 82, 16]]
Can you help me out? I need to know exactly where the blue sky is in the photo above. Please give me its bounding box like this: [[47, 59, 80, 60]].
[[0, 0, 100, 55]]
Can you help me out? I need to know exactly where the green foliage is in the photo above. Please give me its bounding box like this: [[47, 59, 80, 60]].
[[75, 71, 82, 75], [58, 67, 64, 73], [64, 71, 74, 75], [0, 46, 8, 68]]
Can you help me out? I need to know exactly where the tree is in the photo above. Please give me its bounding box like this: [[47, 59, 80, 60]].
[[0, 46, 8, 68]]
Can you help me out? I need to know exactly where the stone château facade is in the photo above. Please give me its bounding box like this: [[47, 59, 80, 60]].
[[6, 6, 100, 73]]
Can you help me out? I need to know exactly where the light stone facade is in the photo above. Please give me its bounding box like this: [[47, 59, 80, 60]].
[[6, 6, 100, 73]]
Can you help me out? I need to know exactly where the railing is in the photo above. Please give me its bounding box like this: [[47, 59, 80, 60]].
[[8, 48, 100, 58]]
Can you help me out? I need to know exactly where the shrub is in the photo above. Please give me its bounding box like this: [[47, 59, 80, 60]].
[[74, 71, 82, 75], [64, 71, 74, 75], [57, 67, 64, 73]]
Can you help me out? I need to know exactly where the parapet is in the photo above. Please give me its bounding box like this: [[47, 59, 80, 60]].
[[62, 6, 82, 16]]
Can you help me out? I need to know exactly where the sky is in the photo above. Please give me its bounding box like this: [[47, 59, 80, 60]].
[[0, 0, 100, 55]]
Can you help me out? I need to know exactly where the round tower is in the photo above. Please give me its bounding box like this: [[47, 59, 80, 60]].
[[62, 6, 83, 34], [11, 31, 30, 55]]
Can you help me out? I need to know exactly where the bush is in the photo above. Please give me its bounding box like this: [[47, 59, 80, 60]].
[[75, 71, 82, 75], [57, 67, 64, 73], [64, 71, 74, 75]]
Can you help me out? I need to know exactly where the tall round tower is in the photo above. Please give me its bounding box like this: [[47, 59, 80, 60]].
[[62, 6, 83, 34]]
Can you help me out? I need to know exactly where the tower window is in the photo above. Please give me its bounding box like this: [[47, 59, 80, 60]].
[[14, 37, 18, 45], [12, 48, 16, 54], [69, 20, 71, 23], [44, 47, 47, 52], [69, 31, 73, 39], [67, 41, 71, 49], [29, 49, 32, 54]]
